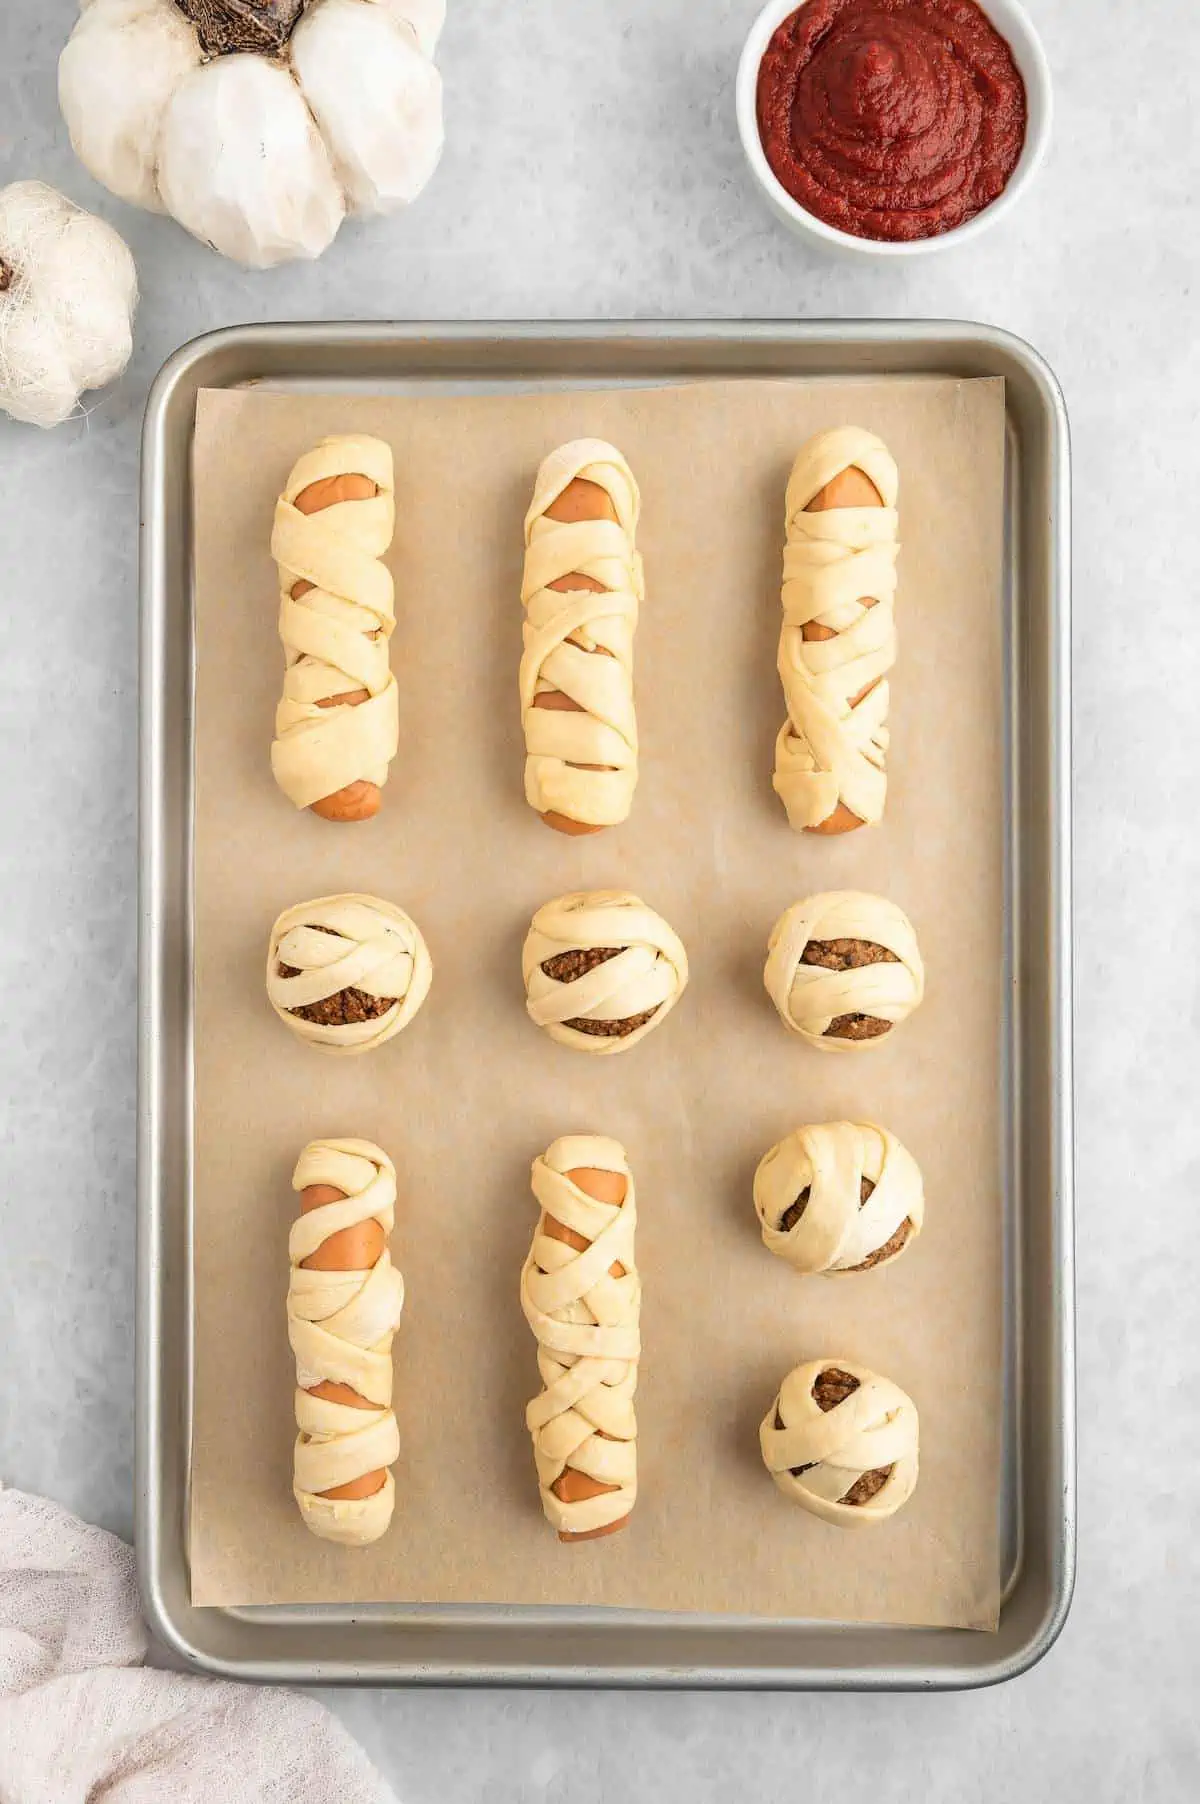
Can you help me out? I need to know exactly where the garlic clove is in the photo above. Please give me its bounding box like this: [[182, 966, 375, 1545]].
[[58, 0, 201, 214], [373, 0, 447, 60], [292, 0, 444, 217], [156, 54, 345, 268]]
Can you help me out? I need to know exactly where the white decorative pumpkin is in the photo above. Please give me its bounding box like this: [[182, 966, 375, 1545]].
[[0, 180, 137, 429], [58, 0, 445, 268]]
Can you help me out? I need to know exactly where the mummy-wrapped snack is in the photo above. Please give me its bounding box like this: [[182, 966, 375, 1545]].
[[773, 427, 899, 834], [760, 1359, 919, 1527], [522, 890, 688, 1055], [288, 1137, 405, 1546], [764, 890, 924, 1049], [754, 1121, 924, 1274], [270, 434, 398, 822], [521, 1136, 640, 1541], [267, 893, 432, 1054], [520, 439, 642, 835]]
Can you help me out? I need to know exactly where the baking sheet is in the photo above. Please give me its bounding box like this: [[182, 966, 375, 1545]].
[[189, 374, 1006, 1628]]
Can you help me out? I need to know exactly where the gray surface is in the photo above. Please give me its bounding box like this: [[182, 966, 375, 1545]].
[[0, 0, 1192, 1794]]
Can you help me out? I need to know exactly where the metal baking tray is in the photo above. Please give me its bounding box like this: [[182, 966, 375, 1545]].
[[138, 320, 1074, 1688]]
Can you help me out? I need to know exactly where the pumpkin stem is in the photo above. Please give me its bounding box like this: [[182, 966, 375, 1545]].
[[174, 0, 307, 59], [0, 258, 13, 294]]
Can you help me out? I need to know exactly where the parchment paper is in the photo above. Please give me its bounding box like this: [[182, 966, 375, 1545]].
[[189, 375, 1007, 1628]]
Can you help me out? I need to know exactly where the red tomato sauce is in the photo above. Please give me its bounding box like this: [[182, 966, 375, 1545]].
[[756, 0, 1027, 241]]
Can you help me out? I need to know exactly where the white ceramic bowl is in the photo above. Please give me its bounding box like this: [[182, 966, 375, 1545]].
[[735, 0, 1053, 258]]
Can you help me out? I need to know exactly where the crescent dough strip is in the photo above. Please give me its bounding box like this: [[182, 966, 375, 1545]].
[[267, 892, 433, 1055], [764, 890, 924, 1050], [521, 1136, 640, 1537], [289, 1138, 405, 1546], [774, 428, 899, 831], [754, 1121, 924, 1273], [760, 1358, 919, 1527], [522, 889, 688, 1056], [520, 440, 642, 829], [271, 435, 400, 812]]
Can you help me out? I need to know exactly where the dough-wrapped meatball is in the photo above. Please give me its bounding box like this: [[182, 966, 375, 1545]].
[[760, 1358, 919, 1526], [523, 890, 688, 1055], [754, 1121, 924, 1274], [764, 890, 923, 1049], [267, 892, 432, 1054]]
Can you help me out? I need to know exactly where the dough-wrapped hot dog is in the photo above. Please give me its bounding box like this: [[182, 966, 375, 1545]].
[[522, 890, 688, 1055], [754, 1121, 924, 1274], [267, 892, 433, 1055], [760, 1358, 919, 1527], [764, 890, 924, 1049], [520, 440, 642, 834], [774, 427, 899, 834], [521, 1136, 640, 1540], [271, 434, 399, 822], [288, 1138, 405, 1546]]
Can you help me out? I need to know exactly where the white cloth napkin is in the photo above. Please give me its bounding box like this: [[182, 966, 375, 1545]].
[[0, 1484, 395, 1803]]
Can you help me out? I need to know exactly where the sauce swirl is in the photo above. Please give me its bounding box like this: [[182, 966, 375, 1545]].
[[756, 0, 1027, 242]]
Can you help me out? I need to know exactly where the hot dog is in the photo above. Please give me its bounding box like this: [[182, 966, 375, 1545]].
[[773, 427, 900, 834], [270, 436, 400, 823], [287, 1138, 404, 1545], [520, 441, 642, 835], [521, 1136, 640, 1541]]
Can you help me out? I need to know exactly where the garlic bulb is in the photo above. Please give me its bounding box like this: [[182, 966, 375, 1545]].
[[157, 54, 345, 269], [59, 0, 446, 268], [0, 180, 137, 430]]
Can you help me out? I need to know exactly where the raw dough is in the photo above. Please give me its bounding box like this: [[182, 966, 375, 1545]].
[[764, 890, 924, 1050], [760, 1358, 919, 1527], [754, 1121, 924, 1274], [773, 427, 899, 831], [267, 892, 432, 1054], [288, 1138, 404, 1546], [521, 1135, 640, 1537], [270, 434, 399, 810], [519, 439, 642, 828], [522, 889, 688, 1055]]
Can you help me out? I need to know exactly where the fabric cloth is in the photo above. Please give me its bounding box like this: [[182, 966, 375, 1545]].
[[0, 1483, 394, 1804]]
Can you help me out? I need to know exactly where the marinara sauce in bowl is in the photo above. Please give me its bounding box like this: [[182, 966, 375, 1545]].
[[736, 0, 1052, 256]]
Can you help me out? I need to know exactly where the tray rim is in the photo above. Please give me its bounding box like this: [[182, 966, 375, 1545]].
[[138, 317, 1075, 1689]]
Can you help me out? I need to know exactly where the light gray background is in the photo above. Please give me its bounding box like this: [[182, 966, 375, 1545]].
[[0, 1, 1193, 1797]]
